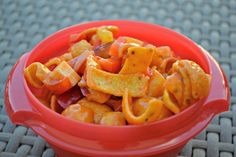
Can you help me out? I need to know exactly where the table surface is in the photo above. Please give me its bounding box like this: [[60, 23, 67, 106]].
[[0, 0, 236, 157]]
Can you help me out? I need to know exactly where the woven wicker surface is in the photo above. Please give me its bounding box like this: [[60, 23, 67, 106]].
[[0, 0, 236, 156]]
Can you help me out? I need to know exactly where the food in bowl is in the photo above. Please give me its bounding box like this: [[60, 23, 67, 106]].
[[24, 25, 211, 126]]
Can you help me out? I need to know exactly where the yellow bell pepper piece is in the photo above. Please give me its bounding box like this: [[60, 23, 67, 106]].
[[70, 40, 93, 58], [45, 57, 61, 68], [119, 47, 154, 74], [24, 62, 50, 88], [70, 26, 119, 44], [96, 27, 114, 44], [43, 61, 80, 94]]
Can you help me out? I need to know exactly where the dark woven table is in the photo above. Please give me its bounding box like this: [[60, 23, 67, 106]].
[[0, 0, 236, 157]]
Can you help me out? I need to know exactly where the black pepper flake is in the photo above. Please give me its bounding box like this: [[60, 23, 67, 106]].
[[131, 51, 135, 55]]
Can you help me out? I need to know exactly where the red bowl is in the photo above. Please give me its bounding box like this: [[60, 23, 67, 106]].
[[5, 20, 230, 157]]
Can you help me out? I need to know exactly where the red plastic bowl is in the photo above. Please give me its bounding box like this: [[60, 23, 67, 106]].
[[5, 20, 230, 157]]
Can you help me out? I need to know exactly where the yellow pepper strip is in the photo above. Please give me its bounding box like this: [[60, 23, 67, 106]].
[[96, 27, 114, 44], [163, 89, 180, 114], [119, 47, 154, 74], [24, 62, 50, 88], [59, 53, 73, 62], [45, 57, 62, 68], [86, 56, 149, 97], [147, 67, 166, 97], [70, 26, 119, 44], [45, 53, 73, 68], [43, 61, 80, 95], [122, 89, 163, 125], [69, 40, 93, 58]]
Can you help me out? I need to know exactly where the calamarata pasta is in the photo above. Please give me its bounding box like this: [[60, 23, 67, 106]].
[[24, 26, 211, 126]]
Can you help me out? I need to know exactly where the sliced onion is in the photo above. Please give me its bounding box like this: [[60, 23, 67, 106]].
[[56, 86, 83, 109]]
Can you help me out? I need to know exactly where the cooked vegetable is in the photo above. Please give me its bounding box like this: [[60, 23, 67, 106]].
[[96, 56, 121, 73], [80, 87, 111, 104], [78, 98, 112, 123], [105, 97, 122, 111], [94, 42, 113, 58], [24, 25, 211, 126], [70, 40, 93, 57], [50, 95, 64, 113], [70, 26, 119, 45], [43, 61, 80, 94], [45, 58, 62, 69], [100, 112, 126, 126], [97, 27, 114, 44], [56, 86, 82, 109], [24, 62, 50, 88], [62, 104, 94, 123], [59, 53, 73, 61], [109, 36, 143, 58], [68, 50, 94, 73]]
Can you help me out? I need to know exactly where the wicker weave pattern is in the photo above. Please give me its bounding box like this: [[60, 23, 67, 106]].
[[0, 0, 236, 156]]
